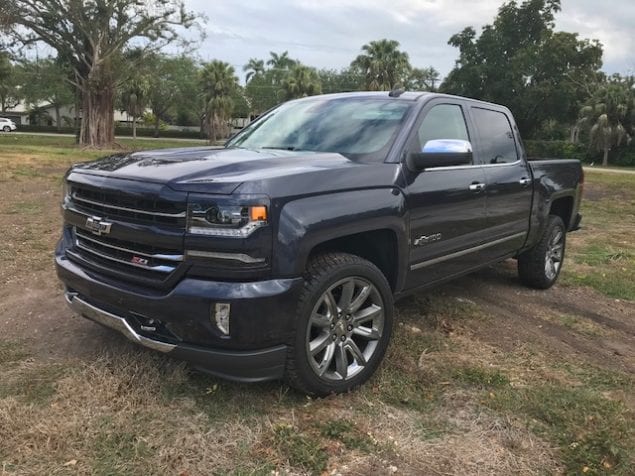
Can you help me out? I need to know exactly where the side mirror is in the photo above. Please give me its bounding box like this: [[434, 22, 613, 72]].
[[409, 139, 473, 170]]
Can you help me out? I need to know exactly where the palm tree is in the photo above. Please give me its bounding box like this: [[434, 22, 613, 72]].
[[267, 51, 296, 71], [575, 76, 634, 166], [351, 39, 411, 91], [407, 66, 440, 91], [119, 77, 150, 139], [280, 65, 322, 100], [267, 51, 297, 85], [200, 60, 238, 143], [243, 58, 265, 83]]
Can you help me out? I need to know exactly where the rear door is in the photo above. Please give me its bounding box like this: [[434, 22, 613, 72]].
[[403, 100, 490, 288], [468, 106, 532, 258]]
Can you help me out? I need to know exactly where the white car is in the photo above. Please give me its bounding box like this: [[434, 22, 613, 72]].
[[0, 118, 17, 132]]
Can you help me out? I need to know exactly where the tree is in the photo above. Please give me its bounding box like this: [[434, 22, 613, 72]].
[[406, 66, 440, 91], [318, 68, 364, 94], [350, 39, 411, 91], [143, 54, 200, 137], [0, 52, 20, 112], [578, 75, 634, 166], [0, 1, 198, 147], [267, 51, 296, 71], [200, 60, 238, 143], [245, 72, 278, 117], [441, 0, 603, 137], [118, 75, 149, 139], [280, 65, 321, 100], [243, 58, 265, 83], [21, 58, 75, 129]]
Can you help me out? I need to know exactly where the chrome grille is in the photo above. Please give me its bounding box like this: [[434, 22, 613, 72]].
[[72, 228, 183, 278], [70, 185, 186, 227]]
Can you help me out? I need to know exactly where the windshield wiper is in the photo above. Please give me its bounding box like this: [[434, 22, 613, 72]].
[[260, 146, 298, 151]]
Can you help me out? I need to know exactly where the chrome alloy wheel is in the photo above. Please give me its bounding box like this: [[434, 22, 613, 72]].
[[305, 277, 385, 381], [545, 228, 564, 281]]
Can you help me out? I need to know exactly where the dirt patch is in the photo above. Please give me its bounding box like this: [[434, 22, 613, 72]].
[[433, 263, 635, 374]]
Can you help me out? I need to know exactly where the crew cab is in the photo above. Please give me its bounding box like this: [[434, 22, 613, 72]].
[[56, 92, 583, 395]]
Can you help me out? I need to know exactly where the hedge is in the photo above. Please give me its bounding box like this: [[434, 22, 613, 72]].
[[16, 124, 204, 140], [525, 140, 635, 166]]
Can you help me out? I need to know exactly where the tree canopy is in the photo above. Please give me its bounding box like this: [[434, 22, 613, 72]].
[[0, 0, 199, 146], [441, 0, 603, 137]]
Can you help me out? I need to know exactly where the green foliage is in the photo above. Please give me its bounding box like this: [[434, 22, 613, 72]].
[[0, 52, 21, 111], [451, 366, 510, 387], [575, 75, 635, 166], [524, 140, 589, 160], [351, 39, 411, 91], [0, 0, 200, 146], [441, 0, 603, 138], [318, 68, 364, 94], [200, 60, 239, 141], [20, 58, 74, 120], [319, 420, 375, 452], [272, 424, 328, 474], [280, 65, 321, 100], [406, 66, 441, 92], [487, 385, 634, 474]]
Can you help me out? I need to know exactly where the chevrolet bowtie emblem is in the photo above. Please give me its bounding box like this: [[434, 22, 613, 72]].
[[85, 216, 112, 236]]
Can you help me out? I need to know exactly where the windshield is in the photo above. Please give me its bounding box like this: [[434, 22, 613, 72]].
[[227, 97, 413, 162]]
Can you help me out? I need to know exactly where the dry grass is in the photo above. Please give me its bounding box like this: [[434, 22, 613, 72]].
[[0, 138, 634, 475]]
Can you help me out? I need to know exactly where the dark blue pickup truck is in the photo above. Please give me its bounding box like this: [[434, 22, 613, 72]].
[[56, 91, 583, 395]]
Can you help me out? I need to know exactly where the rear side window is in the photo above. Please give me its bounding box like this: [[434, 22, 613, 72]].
[[471, 108, 518, 164], [416, 104, 469, 149]]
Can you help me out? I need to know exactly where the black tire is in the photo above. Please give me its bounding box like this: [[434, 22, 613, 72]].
[[518, 215, 566, 289], [285, 252, 394, 396], [2, 126, 10, 132]]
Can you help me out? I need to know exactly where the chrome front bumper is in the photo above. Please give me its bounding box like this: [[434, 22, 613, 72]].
[[64, 291, 176, 353]]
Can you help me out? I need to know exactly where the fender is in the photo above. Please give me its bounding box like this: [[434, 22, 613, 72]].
[[525, 160, 583, 249], [273, 188, 409, 288]]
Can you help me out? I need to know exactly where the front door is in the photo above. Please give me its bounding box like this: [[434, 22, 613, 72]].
[[403, 101, 490, 288]]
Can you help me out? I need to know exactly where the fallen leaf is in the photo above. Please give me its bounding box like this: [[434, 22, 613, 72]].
[[63, 460, 77, 467]]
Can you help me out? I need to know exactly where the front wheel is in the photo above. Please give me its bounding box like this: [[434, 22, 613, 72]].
[[285, 253, 393, 396], [518, 215, 566, 289], [2, 126, 10, 132]]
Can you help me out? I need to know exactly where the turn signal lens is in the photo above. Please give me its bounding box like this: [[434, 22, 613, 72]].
[[250, 206, 267, 221]]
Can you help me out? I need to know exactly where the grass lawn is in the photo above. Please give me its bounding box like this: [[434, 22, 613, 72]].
[[0, 138, 633, 475]]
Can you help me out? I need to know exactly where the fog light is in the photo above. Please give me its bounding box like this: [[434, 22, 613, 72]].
[[214, 303, 231, 335]]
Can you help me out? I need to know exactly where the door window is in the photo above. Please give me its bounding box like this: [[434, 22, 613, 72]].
[[415, 104, 469, 151], [471, 108, 519, 164]]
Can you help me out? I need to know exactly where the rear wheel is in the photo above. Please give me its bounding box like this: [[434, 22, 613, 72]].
[[2, 126, 10, 132], [285, 253, 393, 396], [518, 215, 566, 289]]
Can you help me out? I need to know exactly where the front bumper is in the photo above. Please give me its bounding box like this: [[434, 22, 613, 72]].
[[56, 250, 303, 382]]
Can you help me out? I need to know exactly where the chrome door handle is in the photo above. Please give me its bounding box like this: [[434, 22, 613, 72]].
[[519, 177, 531, 186], [469, 182, 486, 192]]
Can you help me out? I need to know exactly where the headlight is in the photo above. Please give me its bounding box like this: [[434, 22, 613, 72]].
[[187, 203, 268, 237]]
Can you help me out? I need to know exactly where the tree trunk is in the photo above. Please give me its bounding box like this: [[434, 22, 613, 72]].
[[208, 114, 216, 145], [55, 105, 61, 131], [132, 116, 137, 139], [79, 82, 115, 147], [602, 147, 609, 167], [154, 115, 160, 138]]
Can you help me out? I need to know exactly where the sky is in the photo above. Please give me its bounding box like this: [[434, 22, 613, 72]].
[[185, 0, 635, 83]]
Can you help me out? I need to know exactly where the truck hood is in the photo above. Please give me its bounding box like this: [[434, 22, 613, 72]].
[[70, 147, 401, 195]]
